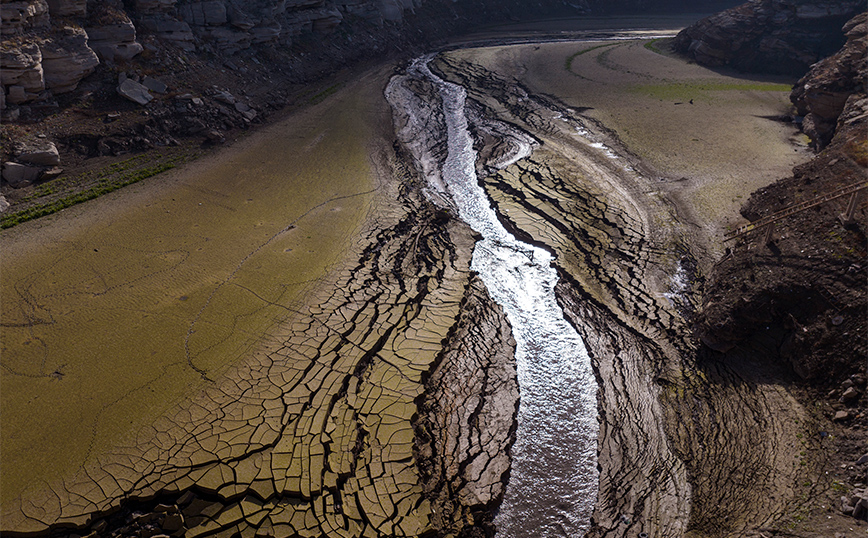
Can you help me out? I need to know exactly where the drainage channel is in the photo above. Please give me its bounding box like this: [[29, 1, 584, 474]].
[[388, 57, 599, 537]]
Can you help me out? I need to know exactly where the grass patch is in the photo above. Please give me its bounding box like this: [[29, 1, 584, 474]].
[[1, 155, 187, 229], [308, 83, 343, 105], [631, 80, 793, 102], [643, 38, 669, 55], [565, 42, 618, 74]]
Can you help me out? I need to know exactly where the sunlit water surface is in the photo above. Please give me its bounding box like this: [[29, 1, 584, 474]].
[[400, 58, 599, 538]]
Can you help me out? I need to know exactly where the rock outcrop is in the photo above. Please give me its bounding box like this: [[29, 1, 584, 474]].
[[86, 8, 144, 63], [791, 12, 867, 148], [0, 0, 49, 35], [695, 11, 867, 384], [38, 25, 99, 94], [673, 0, 865, 75], [0, 42, 45, 104], [0, 0, 737, 113]]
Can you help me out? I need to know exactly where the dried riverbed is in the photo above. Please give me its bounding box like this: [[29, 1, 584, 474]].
[[1, 30, 822, 538]]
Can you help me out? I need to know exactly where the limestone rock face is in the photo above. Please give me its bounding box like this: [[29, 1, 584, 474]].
[[0, 0, 49, 35], [791, 12, 867, 147], [1, 42, 45, 104], [139, 15, 196, 50], [673, 0, 865, 75], [45, 0, 85, 17], [87, 14, 144, 62], [179, 1, 228, 26], [38, 26, 99, 94], [134, 0, 177, 14]]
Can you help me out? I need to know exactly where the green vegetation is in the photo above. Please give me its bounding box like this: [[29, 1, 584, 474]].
[[643, 38, 668, 55], [565, 42, 618, 73], [308, 83, 343, 105], [631, 80, 793, 102], [1, 155, 187, 229]]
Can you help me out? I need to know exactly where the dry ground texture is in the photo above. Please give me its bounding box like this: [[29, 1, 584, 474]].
[[2, 29, 861, 538]]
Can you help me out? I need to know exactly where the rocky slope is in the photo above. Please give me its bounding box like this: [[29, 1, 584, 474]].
[[673, 0, 864, 75], [694, 10, 868, 527]]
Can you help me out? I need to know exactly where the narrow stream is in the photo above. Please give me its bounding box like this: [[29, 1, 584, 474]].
[[389, 58, 599, 537]]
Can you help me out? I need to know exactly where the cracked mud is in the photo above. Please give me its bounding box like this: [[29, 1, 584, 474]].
[[2, 36, 826, 538]]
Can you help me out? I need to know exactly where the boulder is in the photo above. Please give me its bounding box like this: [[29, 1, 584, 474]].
[[142, 76, 167, 94], [39, 27, 100, 94], [117, 78, 154, 105], [0, 0, 50, 35], [212, 90, 235, 104], [840, 386, 861, 404], [2, 162, 42, 187], [234, 101, 256, 120], [0, 195, 9, 213], [16, 140, 59, 165], [87, 15, 144, 63], [40, 166, 63, 181], [833, 410, 851, 422], [1, 42, 45, 104]]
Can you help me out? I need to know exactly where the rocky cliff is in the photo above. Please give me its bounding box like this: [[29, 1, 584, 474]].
[[791, 12, 867, 148], [694, 11, 867, 524], [673, 0, 864, 75]]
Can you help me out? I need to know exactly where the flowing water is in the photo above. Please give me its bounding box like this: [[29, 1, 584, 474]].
[[388, 58, 599, 537]]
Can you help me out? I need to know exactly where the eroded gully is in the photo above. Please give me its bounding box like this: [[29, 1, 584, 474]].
[[386, 57, 599, 537]]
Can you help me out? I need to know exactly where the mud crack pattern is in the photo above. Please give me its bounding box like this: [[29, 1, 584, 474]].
[[2, 162, 517, 538]]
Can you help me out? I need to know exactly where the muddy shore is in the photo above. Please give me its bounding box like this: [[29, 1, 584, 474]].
[[1, 21, 863, 538]]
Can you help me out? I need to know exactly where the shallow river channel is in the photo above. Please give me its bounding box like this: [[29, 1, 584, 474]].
[[388, 57, 599, 537]]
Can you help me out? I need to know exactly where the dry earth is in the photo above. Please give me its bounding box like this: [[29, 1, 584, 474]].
[[1, 23, 865, 538]]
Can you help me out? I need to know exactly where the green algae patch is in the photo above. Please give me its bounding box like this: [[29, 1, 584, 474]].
[[630, 80, 793, 102], [565, 42, 617, 74], [0, 83, 380, 503]]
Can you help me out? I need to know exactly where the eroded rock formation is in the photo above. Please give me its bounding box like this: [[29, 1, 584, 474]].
[[696, 11, 868, 383], [673, 0, 864, 75], [790, 12, 866, 148]]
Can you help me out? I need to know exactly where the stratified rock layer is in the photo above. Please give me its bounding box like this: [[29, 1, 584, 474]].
[[673, 0, 864, 75], [790, 12, 867, 148]]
